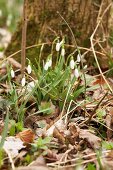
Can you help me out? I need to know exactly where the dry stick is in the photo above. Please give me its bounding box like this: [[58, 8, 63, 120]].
[[90, 3, 112, 93], [21, 0, 28, 76]]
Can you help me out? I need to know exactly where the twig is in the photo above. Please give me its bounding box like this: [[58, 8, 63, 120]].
[[21, 0, 28, 76]]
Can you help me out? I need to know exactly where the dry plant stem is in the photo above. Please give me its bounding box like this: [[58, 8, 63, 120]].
[[21, 0, 28, 76], [90, 3, 112, 93], [87, 92, 108, 124]]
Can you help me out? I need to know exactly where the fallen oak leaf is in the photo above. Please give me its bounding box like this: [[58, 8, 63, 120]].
[[16, 129, 35, 143], [79, 130, 101, 149]]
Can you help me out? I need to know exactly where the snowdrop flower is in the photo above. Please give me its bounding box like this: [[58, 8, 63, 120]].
[[44, 62, 49, 71], [84, 65, 87, 69], [21, 76, 26, 87], [61, 48, 65, 57], [74, 68, 79, 78], [27, 64, 32, 74], [47, 59, 52, 67], [10, 68, 15, 78], [56, 39, 64, 52], [56, 42, 60, 52], [70, 57, 75, 69], [77, 54, 81, 62]]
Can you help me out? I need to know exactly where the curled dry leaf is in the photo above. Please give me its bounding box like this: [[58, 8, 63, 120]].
[[79, 130, 101, 149], [16, 129, 35, 143]]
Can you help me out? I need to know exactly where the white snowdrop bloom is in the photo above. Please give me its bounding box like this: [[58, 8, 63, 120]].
[[21, 76, 26, 87], [74, 68, 79, 78], [84, 65, 87, 69], [70, 58, 75, 69], [61, 48, 65, 57], [10, 69, 15, 78], [44, 62, 49, 71], [27, 81, 35, 91], [27, 64, 32, 74], [48, 59, 52, 67], [56, 42, 60, 52], [77, 54, 81, 62]]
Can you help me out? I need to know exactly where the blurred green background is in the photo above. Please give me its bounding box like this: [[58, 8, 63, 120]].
[[0, 0, 23, 32]]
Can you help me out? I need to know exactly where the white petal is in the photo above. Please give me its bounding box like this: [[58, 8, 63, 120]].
[[84, 65, 87, 69], [61, 48, 65, 56], [21, 76, 26, 87], [48, 59, 52, 67], [77, 54, 81, 62], [56, 42, 60, 52], [70, 59, 75, 69], [74, 68, 79, 78], [27, 65, 32, 74], [11, 69, 15, 78], [44, 62, 49, 71]]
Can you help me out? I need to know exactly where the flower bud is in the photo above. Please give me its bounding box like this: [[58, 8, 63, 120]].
[[27, 64, 32, 74], [74, 68, 79, 78]]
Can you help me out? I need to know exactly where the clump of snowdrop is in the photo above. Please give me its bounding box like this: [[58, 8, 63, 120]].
[[10, 68, 15, 78], [70, 56, 75, 69], [21, 75, 26, 87], [26, 64, 32, 74], [74, 68, 79, 78]]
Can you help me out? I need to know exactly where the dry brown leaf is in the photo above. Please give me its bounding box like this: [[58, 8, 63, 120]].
[[16, 129, 35, 143], [79, 130, 101, 149]]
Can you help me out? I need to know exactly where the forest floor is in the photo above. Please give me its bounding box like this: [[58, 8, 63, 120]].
[[0, 28, 113, 170]]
